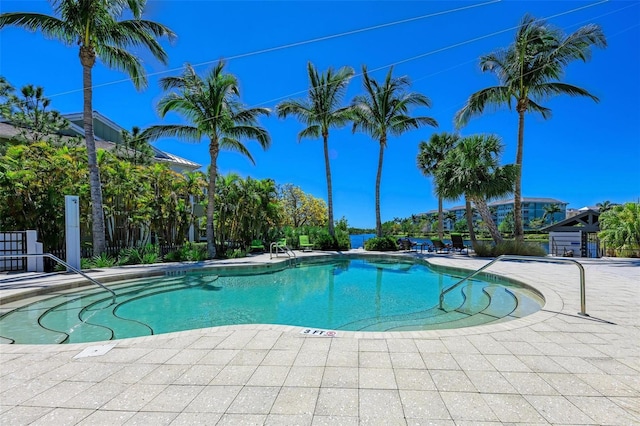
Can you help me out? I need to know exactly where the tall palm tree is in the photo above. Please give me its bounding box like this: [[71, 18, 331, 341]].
[[417, 132, 459, 240], [435, 134, 517, 244], [142, 62, 270, 258], [0, 0, 176, 255], [454, 14, 606, 242], [352, 66, 438, 237], [276, 62, 354, 237]]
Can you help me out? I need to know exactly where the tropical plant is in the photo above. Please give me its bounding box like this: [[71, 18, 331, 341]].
[[0, 142, 87, 250], [0, 0, 176, 256], [417, 132, 459, 240], [542, 203, 562, 224], [454, 14, 606, 242], [276, 62, 354, 237], [499, 210, 515, 234], [364, 236, 398, 251], [598, 202, 640, 257], [116, 126, 154, 166], [596, 200, 614, 213], [142, 62, 271, 258], [0, 83, 69, 145], [352, 66, 438, 237], [434, 134, 517, 244]]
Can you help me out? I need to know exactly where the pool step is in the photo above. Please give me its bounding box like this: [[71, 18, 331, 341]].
[[3, 279, 187, 344], [374, 283, 541, 332], [509, 287, 544, 318], [480, 286, 518, 318]]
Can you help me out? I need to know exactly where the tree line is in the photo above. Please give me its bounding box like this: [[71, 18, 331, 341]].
[[1, 2, 606, 258]]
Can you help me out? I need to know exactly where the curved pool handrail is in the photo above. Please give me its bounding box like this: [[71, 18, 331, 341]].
[[438, 255, 586, 316], [269, 241, 297, 263], [0, 253, 117, 303]]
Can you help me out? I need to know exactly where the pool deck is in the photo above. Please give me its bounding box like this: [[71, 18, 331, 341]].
[[1, 250, 638, 425]]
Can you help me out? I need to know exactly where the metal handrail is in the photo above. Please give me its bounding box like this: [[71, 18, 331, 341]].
[[269, 242, 297, 261], [0, 253, 116, 303], [438, 255, 587, 316]]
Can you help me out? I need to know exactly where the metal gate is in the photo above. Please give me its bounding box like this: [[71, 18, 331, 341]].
[[0, 231, 27, 272]]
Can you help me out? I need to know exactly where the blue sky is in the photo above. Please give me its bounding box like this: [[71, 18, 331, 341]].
[[1, 0, 638, 228]]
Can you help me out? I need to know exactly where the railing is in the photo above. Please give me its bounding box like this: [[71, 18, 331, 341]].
[[269, 242, 297, 264], [0, 253, 117, 303], [438, 255, 587, 316]]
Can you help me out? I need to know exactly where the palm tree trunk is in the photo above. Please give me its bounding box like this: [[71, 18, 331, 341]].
[[207, 141, 219, 258], [437, 196, 444, 240], [471, 195, 503, 244], [323, 132, 335, 237], [375, 140, 385, 237], [514, 108, 525, 242], [80, 46, 106, 256], [465, 197, 477, 246]]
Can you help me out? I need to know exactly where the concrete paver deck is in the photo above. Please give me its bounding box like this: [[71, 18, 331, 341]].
[[1, 251, 638, 425]]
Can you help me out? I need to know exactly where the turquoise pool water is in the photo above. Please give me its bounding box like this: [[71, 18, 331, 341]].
[[0, 257, 543, 344]]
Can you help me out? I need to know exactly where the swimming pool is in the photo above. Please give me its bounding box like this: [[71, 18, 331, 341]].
[[0, 256, 544, 344]]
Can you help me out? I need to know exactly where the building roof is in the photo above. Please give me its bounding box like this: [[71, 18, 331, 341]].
[[487, 197, 567, 206], [0, 113, 201, 172], [540, 209, 600, 233]]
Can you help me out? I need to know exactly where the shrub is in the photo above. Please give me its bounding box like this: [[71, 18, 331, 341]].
[[282, 225, 350, 251], [89, 252, 117, 268], [473, 240, 546, 257], [118, 244, 161, 265], [365, 236, 398, 251], [598, 202, 640, 257], [165, 242, 207, 262]]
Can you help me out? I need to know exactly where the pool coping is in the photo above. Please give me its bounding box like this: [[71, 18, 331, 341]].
[[0, 250, 563, 345]]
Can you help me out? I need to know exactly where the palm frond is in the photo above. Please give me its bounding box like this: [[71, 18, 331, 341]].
[[454, 86, 512, 128], [0, 12, 73, 44], [96, 44, 147, 89], [141, 124, 202, 143]]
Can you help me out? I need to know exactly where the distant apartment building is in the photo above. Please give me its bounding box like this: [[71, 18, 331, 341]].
[[422, 197, 568, 230]]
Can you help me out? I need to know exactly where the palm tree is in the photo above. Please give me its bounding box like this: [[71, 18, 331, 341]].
[[542, 203, 562, 224], [435, 134, 517, 244], [352, 66, 438, 237], [417, 132, 459, 240], [117, 126, 154, 166], [454, 14, 606, 242], [0, 0, 176, 255], [142, 62, 270, 258], [596, 200, 614, 213], [276, 62, 354, 237]]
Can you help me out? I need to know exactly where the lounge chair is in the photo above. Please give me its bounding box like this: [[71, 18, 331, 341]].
[[450, 233, 469, 254], [250, 239, 265, 253], [396, 237, 417, 251], [430, 238, 450, 254], [299, 235, 314, 252]]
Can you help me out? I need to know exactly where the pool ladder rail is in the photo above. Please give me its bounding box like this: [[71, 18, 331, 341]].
[[269, 241, 297, 266], [438, 255, 587, 316], [0, 253, 117, 304]]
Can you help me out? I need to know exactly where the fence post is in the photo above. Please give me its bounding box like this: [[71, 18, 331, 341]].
[[26, 230, 43, 272], [65, 195, 81, 271]]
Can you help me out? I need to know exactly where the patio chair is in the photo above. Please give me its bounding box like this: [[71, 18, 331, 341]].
[[450, 233, 469, 254], [299, 235, 314, 252], [430, 238, 450, 254], [396, 237, 417, 251], [249, 239, 265, 253]]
